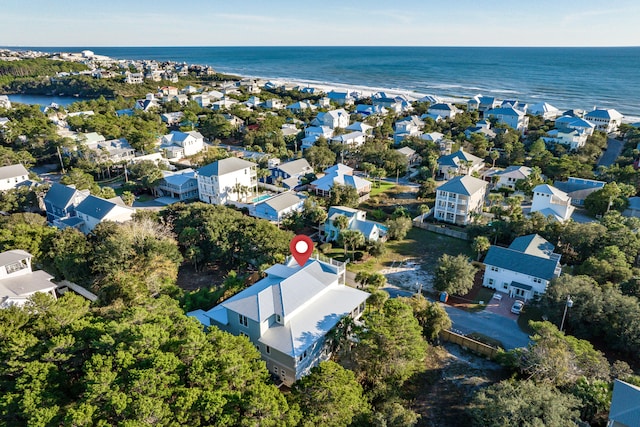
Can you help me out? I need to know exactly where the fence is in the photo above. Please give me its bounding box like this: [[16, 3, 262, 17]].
[[440, 329, 499, 359], [412, 217, 469, 241]]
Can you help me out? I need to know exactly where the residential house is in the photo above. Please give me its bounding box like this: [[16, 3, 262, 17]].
[[264, 98, 284, 110], [0, 249, 56, 308], [253, 192, 306, 223], [71, 195, 136, 234], [530, 184, 574, 222], [553, 177, 605, 206], [211, 97, 238, 111], [244, 96, 261, 109], [188, 257, 369, 386], [486, 106, 529, 132], [608, 379, 640, 427], [418, 94, 441, 104], [464, 119, 497, 139], [584, 108, 624, 133], [355, 104, 388, 117], [43, 183, 89, 225], [500, 100, 528, 113], [309, 164, 372, 202], [554, 115, 595, 136], [153, 168, 199, 201], [161, 112, 185, 126], [326, 90, 355, 106], [286, 101, 317, 113], [314, 109, 350, 130], [160, 130, 205, 160], [434, 175, 488, 225], [134, 94, 160, 111], [394, 116, 424, 144], [372, 93, 412, 113], [192, 94, 212, 108], [428, 103, 462, 119], [84, 138, 136, 164], [395, 146, 421, 166], [324, 206, 387, 242], [485, 165, 532, 190], [0, 117, 10, 128], [623, 197, 640, 218], [483, 234, 562, 301], [437, 149, 485, 180], [421, 131, 444, 143], [124, 72, 144, 84], [330, 131, 367, 147], [268, 158, 313, 189], [197, 157, 258, 205], [301, 126, 333, 149], [0, 95, 12, 109], [544, 128, 589, 151], [345, 121, 373, 135], [0, 164, 29, 191], [528, 102, 561, 120], [221, 113, 245, 130], [468, 95, 498, 114]]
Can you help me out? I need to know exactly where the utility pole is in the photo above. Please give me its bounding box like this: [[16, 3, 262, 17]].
[[56, 146, 66, 174]]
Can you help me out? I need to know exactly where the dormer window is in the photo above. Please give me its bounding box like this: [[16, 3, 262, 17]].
[[276, 314, 282, 324], [6, 260, 28, 274]]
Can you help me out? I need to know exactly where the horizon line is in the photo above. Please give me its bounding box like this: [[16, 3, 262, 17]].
[[3, 44, 640, 49]]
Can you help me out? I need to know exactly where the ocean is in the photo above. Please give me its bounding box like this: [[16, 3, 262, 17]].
[[11, 46, 640, 119]]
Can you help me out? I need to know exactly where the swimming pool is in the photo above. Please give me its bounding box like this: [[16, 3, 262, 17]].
[[252, 194, 272, 203]]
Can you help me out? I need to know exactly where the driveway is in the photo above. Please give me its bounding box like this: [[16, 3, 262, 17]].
[[597, 137, 624, 167]]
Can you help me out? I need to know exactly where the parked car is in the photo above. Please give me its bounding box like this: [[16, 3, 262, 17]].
[[511, 300, 525, 315]]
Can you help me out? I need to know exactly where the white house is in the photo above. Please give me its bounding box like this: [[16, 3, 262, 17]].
[[394, 116, 424, 144], [486, 106, 529, 132], [437, 149, 485, 180], [309, 164, 372, 201], [528, 102, 561, 120], [428, 103, 462, 119], [345, 121, 373, 135], [553, 177, 605, 207], [554, 115, 595, 136], [73, 195, 136, 234], [483, 234, 562, 301], [253, 192, 306, 223], [315, 109, 350, 130], [286, 101, 317, 113], [188, 257, 369, 386], [544, 128, 589, 151], [160, 130, 205, 160], [0, 249, 57, 308], [153, 168, 199, 201], [330, 131, 367, 147], [0, 164, 29, 191], [488, 165, 532, 190], [434, 175, 488, 225], [197, 157, 258, 205], [584, 108, 624, 133], [324, 206, 387, 242], [530, 184, 574, 222], [263, 98, 284, 110]]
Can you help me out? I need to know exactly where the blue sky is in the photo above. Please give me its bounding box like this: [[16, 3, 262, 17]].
[[2, 0, 640, 47]]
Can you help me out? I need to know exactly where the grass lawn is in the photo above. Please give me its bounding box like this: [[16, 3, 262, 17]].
[[369, 181, 395, 197], [347, 227, 473, 275]]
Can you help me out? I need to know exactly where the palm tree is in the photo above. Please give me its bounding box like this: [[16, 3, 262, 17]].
[[490, 150, 500, 168], [418, 204, 431, 223]]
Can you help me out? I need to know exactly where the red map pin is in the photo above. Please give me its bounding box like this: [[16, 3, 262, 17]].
[[290, 235, 314, 267]]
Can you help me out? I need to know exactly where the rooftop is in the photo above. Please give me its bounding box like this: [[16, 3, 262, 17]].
[[198, 157, 256, 177]]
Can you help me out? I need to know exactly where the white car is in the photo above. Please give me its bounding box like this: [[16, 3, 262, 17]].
[[511, 300, 525, 315]]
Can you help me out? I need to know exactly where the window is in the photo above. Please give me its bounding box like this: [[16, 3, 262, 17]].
[[276, 314, 282, 323], [503, 282, 508, 290], [533, 278, 542, 284], [490, 266, 499, 272], [266, 346, 271, 354], [238, 314, 248, 327], [256, 345, 260, 352], [488, 278, 494, 285], [6, 260, 28, 274]]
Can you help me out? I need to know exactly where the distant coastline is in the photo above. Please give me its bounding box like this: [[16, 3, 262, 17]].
[[4, 46, 640, 121]]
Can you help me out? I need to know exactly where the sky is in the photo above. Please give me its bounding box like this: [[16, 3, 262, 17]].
[[2, 0, 640, 47]]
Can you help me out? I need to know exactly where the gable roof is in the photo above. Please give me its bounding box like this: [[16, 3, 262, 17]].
[[486, 106, 525, 117], [438, 149, 484, 168], [585, 108, 623, 120], [0, 164, 28, 180], [493, 165, 532, 180], [275, 158, 312, 177], [0, 249, 31, 267], [198, 157, 256, 177], [609, 379, 640, 426], [508, 234, 557, 259], [44, 183, 85, 209], [258, 192, 305, 212], [438, 175, 487, 196], [533, 184, 570, 201], [484, 235, 560, 280]]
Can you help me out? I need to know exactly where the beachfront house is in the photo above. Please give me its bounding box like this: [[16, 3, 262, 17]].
[[309, 163, 372, 202], [530, 184, 574, 222], [160, 130, 205, 160], [437, 149, 485, 180], [0, 249, 57, 309], [153, 168, 199, 201], [483, 234, 562, 301], [253, 192, 306, 223], [434, 175, 487, 225], [326, 90, 355, 106], [197, 157, 258, 205], [428, 103, 462, 119], [486, 106, 529, 133], [324, 206, 387, 242], [267, 158, 313, 190], [528, 102, 562, 120], [187, 257, 369, 386], [584, 108, 624, 133], [0, 164, 29, 192]]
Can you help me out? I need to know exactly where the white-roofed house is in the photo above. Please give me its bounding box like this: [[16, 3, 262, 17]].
[[584, 108, 624, 133], [486, 106, 529, 133], [0, 249, 56, 309], [301, 126, 334, 149], [315, 109, 350, 130], [543, 128, 589, 151], [253, 192, 306, 223], [488, 165, 532, 190], [437, 149, 485, 180], [345, 121, 373, 135], [197, 157, 258, 205], [324, 206, 387, 242], [528, 102, 561, 120], [434, 175, 488, 225], [160, 112, 185, 126], [0, 164, 29, 191], [330, 131, 367, 147], [309, 163, 372, 202], [187, 257, 369, 386], [286, 100, 317, 113], [554, 115, 595, 136], [428, 103, 462, 119], [395, 146, 421, 166], [530, 184, 574, 222], [394, 115, 424, 144], [483, 234, 562, 301], [160, 130, 205, 160]]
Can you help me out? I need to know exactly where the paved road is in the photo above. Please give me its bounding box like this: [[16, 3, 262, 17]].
[[597, 137, 624, 168]]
